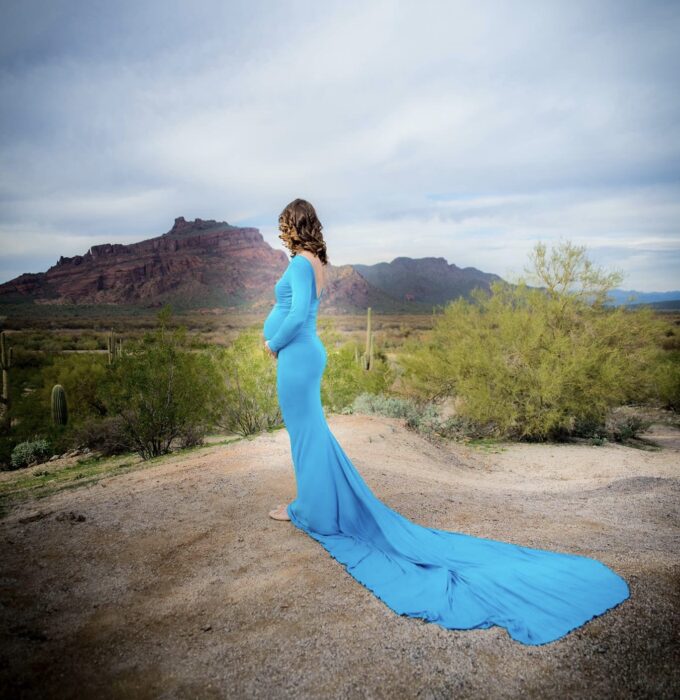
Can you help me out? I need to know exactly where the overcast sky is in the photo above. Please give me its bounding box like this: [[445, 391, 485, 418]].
[[1, 0, 679, 291]]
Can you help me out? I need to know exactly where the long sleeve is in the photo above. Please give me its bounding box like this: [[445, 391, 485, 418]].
[[267, 256, 313, 353]]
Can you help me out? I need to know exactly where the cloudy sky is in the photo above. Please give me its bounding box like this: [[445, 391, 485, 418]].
[[1, 0, 679, 291]]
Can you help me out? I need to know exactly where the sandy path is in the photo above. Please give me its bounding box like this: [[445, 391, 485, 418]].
[[1, 415, 678, 699]]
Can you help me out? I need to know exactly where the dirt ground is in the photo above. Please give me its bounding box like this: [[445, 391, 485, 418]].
[[1, 414, 678, 699]]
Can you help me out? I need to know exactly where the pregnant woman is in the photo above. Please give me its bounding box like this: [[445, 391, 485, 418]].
[[262, 198, 629, 646]]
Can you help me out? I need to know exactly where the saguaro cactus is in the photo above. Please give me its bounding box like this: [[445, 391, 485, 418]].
[[0, 330, 12, 431], [362, 307, 374, 371], [107, 328, 123, 364], [51, 384, 68, 426]]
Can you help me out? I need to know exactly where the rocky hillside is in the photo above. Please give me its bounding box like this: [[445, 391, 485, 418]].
[[0, 217, 504, 313], [0, 217, 286, 311], [353, 256, 502, 306]]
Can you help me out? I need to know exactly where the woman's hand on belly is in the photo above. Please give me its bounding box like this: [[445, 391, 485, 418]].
[[264, 339, 278, 359]]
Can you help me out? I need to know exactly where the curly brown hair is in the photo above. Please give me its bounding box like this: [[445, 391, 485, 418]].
[[278, 198, 329, 265]]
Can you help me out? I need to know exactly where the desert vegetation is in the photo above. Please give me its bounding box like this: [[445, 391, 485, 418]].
[[397, 241, 678, 441], [0, 241, 677, 517]]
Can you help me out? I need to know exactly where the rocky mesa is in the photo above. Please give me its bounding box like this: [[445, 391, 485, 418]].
[[0, 217, 502, 313], [0, 217, 287, 309]]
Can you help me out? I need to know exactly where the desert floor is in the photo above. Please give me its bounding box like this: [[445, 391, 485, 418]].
[[1, 414, 678, 699]]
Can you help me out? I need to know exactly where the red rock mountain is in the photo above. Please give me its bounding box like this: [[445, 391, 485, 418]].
[[0, 217, 502, 313]]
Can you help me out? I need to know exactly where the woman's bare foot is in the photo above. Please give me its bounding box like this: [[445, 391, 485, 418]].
[[268, 503, 291, 521]]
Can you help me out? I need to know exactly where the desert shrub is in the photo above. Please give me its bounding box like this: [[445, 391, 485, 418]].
[[69, 415, 132, 456], [320, 322, 395, 412], [214, 327, 281, 436], [347, 392, 487, 441], [41, 352, 110, 419], [647, 349, 680, 411], [0, 344, 54, 442], [10, 437, 51, 469], [349, 392, 416, 419], [403, 405, 491, 441], [604, 408, 652, 442], [399, 241, 665, 441], [214, 322, 395, 437], [0, 436, 17, 470], [8, 350, 109, 447], [175, 423, 206, 449], [102, 306, 225, 459]]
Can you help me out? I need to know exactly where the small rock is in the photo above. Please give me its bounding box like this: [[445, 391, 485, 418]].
[[18, 510, 54, 524], [55, 511, 86, 522]]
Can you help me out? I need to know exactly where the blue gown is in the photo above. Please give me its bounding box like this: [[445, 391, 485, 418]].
[[263, 254, 630, 646]]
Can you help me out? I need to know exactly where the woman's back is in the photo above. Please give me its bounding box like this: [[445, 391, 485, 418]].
[[263, 254, 324, 353]]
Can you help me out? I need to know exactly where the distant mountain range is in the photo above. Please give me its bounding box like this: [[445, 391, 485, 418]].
[[0, 216, 678, 314], [603, 288, 680, 309]]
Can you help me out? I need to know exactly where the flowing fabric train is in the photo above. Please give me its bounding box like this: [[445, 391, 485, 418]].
[[263, 254, 629, 645]]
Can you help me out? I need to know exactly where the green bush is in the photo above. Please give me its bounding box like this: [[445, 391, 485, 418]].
[[0, 436, 17, 470], [604, 408, 652, 442], [214, 327, 281, 437], [9, 351, 110, 447], [348, 392, 487, 442], [349, 392, 416, 419], [44, 353, 110, 420], [103, 306, 226, 459], [399, 241, 665, 441], [320, 322, 395, 413], [69, 415, 133, 456], [11, 437, 51, 469], [647, 349, 680, 411], [214, 321, 396, 438]]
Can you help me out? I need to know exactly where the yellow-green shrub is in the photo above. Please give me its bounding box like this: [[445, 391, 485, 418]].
[[399, 242, 665, 441], [319, 322, 395, 413], [214, 327, 281, 436]]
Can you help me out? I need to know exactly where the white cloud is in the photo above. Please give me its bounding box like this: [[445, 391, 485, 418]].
[[0, 0, 679, 292]]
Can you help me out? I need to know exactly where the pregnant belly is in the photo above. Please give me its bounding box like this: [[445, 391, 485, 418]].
[[263, 304, 289, 340]]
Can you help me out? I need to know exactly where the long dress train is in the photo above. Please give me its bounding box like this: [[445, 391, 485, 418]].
[[263, 254, 630, 646]]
